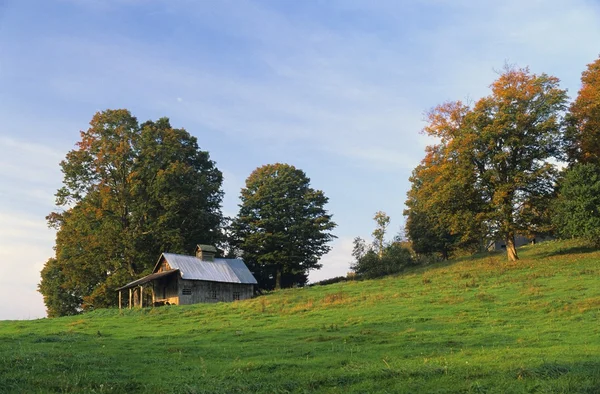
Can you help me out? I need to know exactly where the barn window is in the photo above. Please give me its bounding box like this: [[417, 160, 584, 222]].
[[182, 288, 192, 295], [233, 292, 240, 301], [210, 290, 217, 299]]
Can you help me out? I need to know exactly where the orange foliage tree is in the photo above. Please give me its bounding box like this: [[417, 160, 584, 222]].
[[407, 67, 567, 261], [565, 56, 600, 165]]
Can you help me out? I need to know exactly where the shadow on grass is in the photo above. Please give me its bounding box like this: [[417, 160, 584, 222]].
[[526, 241, 600, 260]]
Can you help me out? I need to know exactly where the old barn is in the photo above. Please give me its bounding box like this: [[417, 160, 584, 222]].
[[117, 245, 257, 308]]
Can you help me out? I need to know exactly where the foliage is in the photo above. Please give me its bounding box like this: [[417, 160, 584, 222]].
[[39, 110, 224, 316], [553, 163, 600, 246], [352, 213, 414, 279], [371, 211, 390, 257], [37, 258, 82, 318], [310, 275, 354, 286], [565, 56, 600, 165], [407, 66, 567, 261], [5, 239, 600, 393], [231, 163, 336, 290], [405, 129, 486, 259], [351, 238, 414, 279]]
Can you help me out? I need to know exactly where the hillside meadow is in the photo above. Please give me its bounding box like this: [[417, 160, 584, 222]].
[[1, 239, 599, 393]]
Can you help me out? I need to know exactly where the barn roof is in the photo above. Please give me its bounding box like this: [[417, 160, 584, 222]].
[[160, 253, 258, 285], [118, 253, 258, 291]]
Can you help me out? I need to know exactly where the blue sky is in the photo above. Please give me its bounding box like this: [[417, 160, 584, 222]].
[[1, 0, 599, 320]]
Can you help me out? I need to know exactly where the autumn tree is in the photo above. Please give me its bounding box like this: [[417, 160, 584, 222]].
[[464, 67, 567, 260], [404, 115, 487, 259], [231, 163, 336, 290], [408, 67, 567, 261], [565, 56, 600, 165], [39, 110, 224, 316]]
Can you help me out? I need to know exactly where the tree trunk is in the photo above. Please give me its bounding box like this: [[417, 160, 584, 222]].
[[275, 268, 282, 290], [506, 234, 518, 261]]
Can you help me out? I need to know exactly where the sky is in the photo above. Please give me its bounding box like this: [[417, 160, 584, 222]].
[[1, 0, 599, 320]]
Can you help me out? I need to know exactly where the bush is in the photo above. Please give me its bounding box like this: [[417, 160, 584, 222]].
[[351, 243, 414, 279]]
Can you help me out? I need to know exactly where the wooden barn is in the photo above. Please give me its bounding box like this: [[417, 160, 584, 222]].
[[117, 245, 257, 309]]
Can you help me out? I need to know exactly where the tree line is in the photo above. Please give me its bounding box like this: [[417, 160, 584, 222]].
[[40, 56, 600, 316], [39, 111, 335, 317], [404, 57, 600, 261]]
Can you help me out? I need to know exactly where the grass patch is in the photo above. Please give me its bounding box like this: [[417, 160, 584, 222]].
[[1, 239, 600, 393]]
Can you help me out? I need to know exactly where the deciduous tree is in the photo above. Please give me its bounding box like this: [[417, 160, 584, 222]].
[[463, 67, 566, 260], [565, 56, 600, 165], [405, 103, 486, 259], [407, 67, 567, 261], [372, 211, 390, 258], [39, 109, 224, 316]]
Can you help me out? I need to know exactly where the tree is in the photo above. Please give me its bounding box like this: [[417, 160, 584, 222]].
[[410, 67, 567, 261], [39, 109, 224, 316], [405, 131, 486, 259], [372, 211, 390, 258], [553, 163, 600, 246], [565, 56, 600, 165], [463, 67, 567, 260], [231, 163, 336, 290]]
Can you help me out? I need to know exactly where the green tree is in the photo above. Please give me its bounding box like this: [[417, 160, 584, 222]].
[[39, 109, 224, 316], [565, 56, 600, 165], [372, 211, 390, 258], [351, 236, 413, 279], [38, 258, 82, 318], [553, 163, 600, 246], [231, 163, 336, 290]]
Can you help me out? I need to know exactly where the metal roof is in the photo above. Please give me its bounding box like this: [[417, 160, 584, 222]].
[[161, 253, 258, 284], [116, 269, 179, 291]]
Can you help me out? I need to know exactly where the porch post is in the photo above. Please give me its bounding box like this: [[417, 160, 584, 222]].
[[118, 290, 122, 310], [140, 285, 143, 308], [129, 288, 132, 309]]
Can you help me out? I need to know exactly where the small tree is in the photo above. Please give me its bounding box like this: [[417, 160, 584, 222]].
[[372, 211, 390, 258], [231, 163, 336, 290], [553, 163, 600, 246]]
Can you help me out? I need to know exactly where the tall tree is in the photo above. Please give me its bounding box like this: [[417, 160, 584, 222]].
[[409, 67, 567, 261], [463, 67, 567, 260], [565, 56, 600, 165], [39, 109, 224, 316], [372, 211, 390, 258], [231, 163, 336, 290]]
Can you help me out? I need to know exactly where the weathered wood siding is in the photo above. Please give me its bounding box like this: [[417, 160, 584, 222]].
[[153, 274, 180, 305], [177, 278, 254, 305]]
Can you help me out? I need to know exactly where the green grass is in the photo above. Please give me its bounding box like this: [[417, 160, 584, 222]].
[[2, 239, 600, 393]]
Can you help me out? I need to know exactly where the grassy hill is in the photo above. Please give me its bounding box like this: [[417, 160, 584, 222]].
[[1, 239, 600, 393]]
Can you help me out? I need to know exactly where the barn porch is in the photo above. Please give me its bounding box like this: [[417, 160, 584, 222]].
[[115, 269, 180, 309]]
